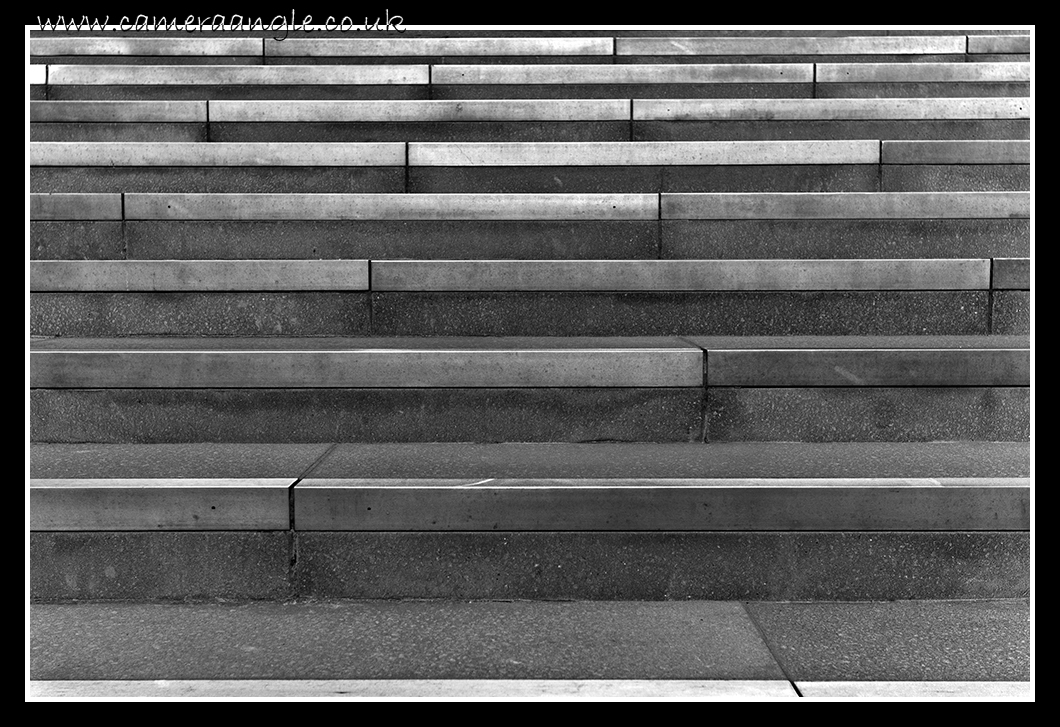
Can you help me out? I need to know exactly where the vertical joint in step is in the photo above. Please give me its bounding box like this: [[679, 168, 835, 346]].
[[741, 603, 803, 697], [44, 64, 49, 101], [878, 139, 884, 192], [812, 62, 817, 99], [205, 99, 211, 142], [427, 63, 433, 100], [629, 98, 634, 141], [677, 336, 709, 442], [404, 141, 410, 192], [261, 36, 266, 64], [287, 443, 339, 594]]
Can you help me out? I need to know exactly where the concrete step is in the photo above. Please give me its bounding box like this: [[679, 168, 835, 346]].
[[613, 36, 968, 65], [263, 37, 615, 65], [30, 258, 1017, 336], [28, 442, 1029, 600], [29, 336, 1028, 443], [45, 64, 431, 100], [30, 37, 264, 65], [31, 100, 209, 142], [633, 97, 1030, 140], [816, 62, 1029, 98]]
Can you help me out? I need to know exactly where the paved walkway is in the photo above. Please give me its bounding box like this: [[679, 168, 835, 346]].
[[28, 599, 1031, 699]]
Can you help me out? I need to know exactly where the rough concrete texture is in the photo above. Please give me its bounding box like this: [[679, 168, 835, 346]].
[[662, 220, 1028, 259], [125, 220, 659, 260], [30, 167, 404, 194], [992, 291, 1030, 334], [748, 600, 1030, 681], [268, 56, 614, 66], [30, 532, 290, 601], [31, 292, 372, 336], [616, 54, 964, 65], [817, 82, 1030, 98], [30, 443, 331, 478], [305, 441, 1031, 479], [635, 120, 1030, 141], [29, 601, 784, 680], [29, 388, 703, 443], [30, 123, 209, 142], [30, 221, 124, 260], [211, 121, 631, 143], [49, 86, 431, 101], [369, 292, 989, 336], [31, 86, 46, 101], [706, 387, 1029, 442], [882, 165, 1029, 192], [292, 532, 1028, 600], [433, 84, 814, 100], [409, 165, 879, 194], [32, 56, 262, 66]]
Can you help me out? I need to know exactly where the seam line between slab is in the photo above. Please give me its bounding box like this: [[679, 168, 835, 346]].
[[741, 602, 802, 697]]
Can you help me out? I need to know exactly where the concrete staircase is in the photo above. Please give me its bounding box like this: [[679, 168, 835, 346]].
[[29, 29, 1030, 606]]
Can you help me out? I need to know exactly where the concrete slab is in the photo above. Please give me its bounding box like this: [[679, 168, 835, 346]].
[[30, 388, 702, 443], [29, 601, 784, 680], [30, 532, 290, 600], [30, 193, 121, 220], [798, 681, 1031, 699], [747, 600, 1030, 681], [212, 121, 631, 144], [210, 99, 630, 122], [31, 221, 124, 259], [30, 100, 208, 122], [268, 37, 614, 57], [968, 35, 1030, 54], [292, 532, 1028, 600], [816, 82, 1029, 99], [30, 142, 405, 166], [662, 220, 1028, 260], [48, 64, 430, 85], [29, 679, 799, 698], [633, 97, 1030, 121], [368, 291, 989, 336], [992, 291, 1029, 334], [49, 85, 431, 101], [992, 258, 1030, 290], [31, 292, 372, 336], [30, 479, 292, 530], [636, 119, 1030, 142], [882, 140, 1030, 164], [32, 167, 406, 194], [616, 37, 966, 56], [30, 443, 331, 479], [31, 260, 370, 291], [432, 83, 812, 100], [706, 387, 1029, 442], [881, 165, 1029, 193], [31, 38, 262, 56], [433, 63, 813, 84], [30, 64, 46, 85], [817, 62, 1029, 83], [31, 123, 209, 143], [308, 442, 1031, 479], [124, 193, 659, 220], [662, 192, 1029, 219]]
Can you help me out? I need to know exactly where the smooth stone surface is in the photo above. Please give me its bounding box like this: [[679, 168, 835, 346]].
[[124, 193, 659, 220], [31, 292, 371, 337], [706, 387, 1029, 442], [635, 119, 1030, 142], [30, 141, 405, 166], [408, 140, 879, 166], [633, 97, 1031, 120], [29, 388, 702, 443], [409, 165, 879, 194], [292, 532, 1029, 600], [30, 221, 123, 260], [49, 85, 431, 101], [30, 344, 702, 388], [662, 220, 1028, 260], [31, 260, 369, 291], [817, 62, 1029, 82], [30, 479, 292, 531], [615, 37, 967, 55], [661, 192, 1029, 219], [433, 63, 813, 84], [31, 38, 262, 56], [968, 35, 1031, 54], [748, 600, 1030, 681], [369, 292, 989, 336], [798, 681, 1031, 699], [881, 165, 1029, 192], [294, 478, 1028, 531], [29, 679, 799, 699], [30, 443, 331, 478], [124, 220, 659, 260], [432, 83, 813, 100], [47, 64, 430, 85], [308, 442, 1032, 479], [30, 193, 121, 220], [30, 64, 46, 85], [210, 99, 631, 122], [31, 122, 209, 143], [267, 37, 615, 57], [32, 167, 406, 194], [703, 347, 1029, 386], [882, 140, 1030, 164], [30, 532, 290, 600], [29, 601, 783, 680], [30, 100, 208, 122], [33, 55, 263, 66], [992, 291, 1029, 334], [211, 120, 632, 143], [370, 259, 989, 291], [992, 258, 1030, 290]]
